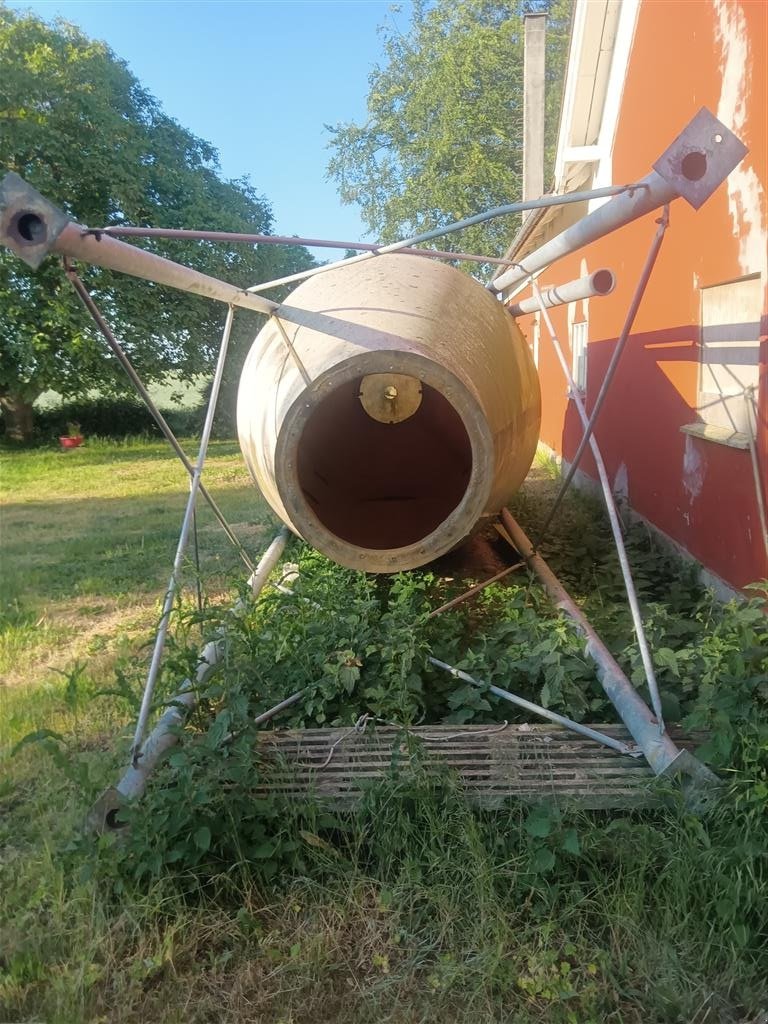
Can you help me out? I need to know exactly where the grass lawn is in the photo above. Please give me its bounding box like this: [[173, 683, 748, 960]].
[[1, 438, 766, 1024], [0, 437, 274, 688]]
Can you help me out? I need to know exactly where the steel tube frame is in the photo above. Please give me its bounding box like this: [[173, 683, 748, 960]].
[[66, 266, 256, 575], [530, 280, 666, 729], [490, 172, 676, 294], [246, 184, 643, 294], [499, 510, 691, 776], [84, 225, 518, 268], [429, 658, 639, 756], [507, 269, 616, 317], [534, 209, 670, 545], [131, 306, 236, 763]]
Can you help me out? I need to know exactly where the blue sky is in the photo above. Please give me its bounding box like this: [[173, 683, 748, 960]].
[[7, 0, 408, 246]]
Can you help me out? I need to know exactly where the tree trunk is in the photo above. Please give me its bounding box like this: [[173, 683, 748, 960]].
[[0, 394, 36, 442]]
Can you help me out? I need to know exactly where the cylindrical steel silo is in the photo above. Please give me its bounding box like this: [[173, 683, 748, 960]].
[[237, 253, 540, 572]]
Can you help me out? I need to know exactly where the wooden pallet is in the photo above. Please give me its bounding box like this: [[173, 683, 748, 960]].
[[256, 723, 701, 809]]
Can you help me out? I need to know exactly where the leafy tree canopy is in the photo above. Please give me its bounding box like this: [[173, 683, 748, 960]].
[[0, 5, 314, 438], [326, 0, 571, 259]]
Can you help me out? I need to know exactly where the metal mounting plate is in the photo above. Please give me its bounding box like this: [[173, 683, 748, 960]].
[[0, 172, 70, 269], [652, 107, 748, 210]]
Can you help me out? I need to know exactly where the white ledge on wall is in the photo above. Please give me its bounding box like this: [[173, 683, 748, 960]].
[[680, 422, 751, 450]]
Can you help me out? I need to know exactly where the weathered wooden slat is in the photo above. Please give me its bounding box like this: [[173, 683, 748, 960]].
[[253, 723, 703, 808]]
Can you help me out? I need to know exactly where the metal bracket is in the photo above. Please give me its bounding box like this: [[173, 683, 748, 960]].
[[652, 107, 748, 210], [0, 172, 70, 269]]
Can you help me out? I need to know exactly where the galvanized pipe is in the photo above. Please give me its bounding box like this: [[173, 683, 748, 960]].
[[490, 172, 675, 294], [530, 280, 666, 730], [85, 225, 518, 268], [507, 269, 616, 317], [500, 508, 683, 775], [247, 184, 641, 294], [248, 526, 292, 593], [534, 209, 670, 545], [90, 528, 292, 830], [492, 106, 748, 296], [131, 306, 235, 763], [429, 657, 639, 756]]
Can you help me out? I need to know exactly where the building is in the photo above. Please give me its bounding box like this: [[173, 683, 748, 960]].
[[504, 0, 767, 596]]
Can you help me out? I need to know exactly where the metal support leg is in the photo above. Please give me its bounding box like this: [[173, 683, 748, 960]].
[[88, 528, 292, 831], [499, 510, 718, 788], [130, 306, 235, 762], [531, 281, 667, 731]]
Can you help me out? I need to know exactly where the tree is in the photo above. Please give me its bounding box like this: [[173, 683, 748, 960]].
[[0, 6, 314, 440], [326, 0, 571, 260]]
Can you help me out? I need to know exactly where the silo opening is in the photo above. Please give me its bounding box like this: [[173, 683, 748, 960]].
[[296, 379, 473, 550]]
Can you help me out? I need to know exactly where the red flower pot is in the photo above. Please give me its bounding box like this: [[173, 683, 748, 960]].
[[59, 435, 84, 449]]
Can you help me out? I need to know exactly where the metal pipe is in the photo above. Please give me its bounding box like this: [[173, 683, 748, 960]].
[[743, 386, 768, 561], [490, 172, 675, 294], [248, 527, 292, 593], [65, 266, 256, 575], [0, 173, 277, 314], [500, 508, 686, 776], [507, 269, 616, 317], [429, 657, 639, 756], [90, 528, 292, 829], [534, 209, 670, 544], [131, 306, 236, 763], [427, 563, 524, 619], [492, 105, 748, 296], [252, 690, 304, 726], [56, 223, 278, 315], [85, 225, 518, 268], [530, 280, 666, 730], [246, 184, 642, 294]]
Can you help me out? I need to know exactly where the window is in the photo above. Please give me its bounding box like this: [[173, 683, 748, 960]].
[[698, 275, 761, 435], [570, 320, 588, 393]]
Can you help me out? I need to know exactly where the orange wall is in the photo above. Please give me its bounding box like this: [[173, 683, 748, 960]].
[[523, 0, 767, 590]]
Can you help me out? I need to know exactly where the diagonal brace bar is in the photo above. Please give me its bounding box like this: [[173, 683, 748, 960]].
[[66, 265, 255, 575], [246, 184, 646, 294], [534, 207, 670, 545], [429, 657, 640, 756], [130, 306, 236, 763], [531, 279, 667, 731]]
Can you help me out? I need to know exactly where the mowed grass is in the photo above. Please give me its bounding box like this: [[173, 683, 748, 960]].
[[0, 437, 274, 687]]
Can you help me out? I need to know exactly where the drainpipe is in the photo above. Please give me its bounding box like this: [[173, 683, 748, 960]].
[[523, 12, 547, 220]]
